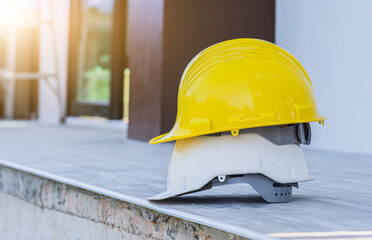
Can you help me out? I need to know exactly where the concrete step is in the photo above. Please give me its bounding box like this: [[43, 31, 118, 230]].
[[0, 160, 271, 240]]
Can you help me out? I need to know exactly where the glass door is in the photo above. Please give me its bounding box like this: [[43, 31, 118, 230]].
[[67, 0, 127, 119], [77, 0, 113, 104]]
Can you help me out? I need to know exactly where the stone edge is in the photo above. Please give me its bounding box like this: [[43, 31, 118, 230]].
[[0, 159, 276, 240]]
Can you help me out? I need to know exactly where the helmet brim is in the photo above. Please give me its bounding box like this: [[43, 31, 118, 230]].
[[149, 117, 326, 144]]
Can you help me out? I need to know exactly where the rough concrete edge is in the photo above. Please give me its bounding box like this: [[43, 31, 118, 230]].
[[0, 167, 244, 239], [0, 159, 276, 240]]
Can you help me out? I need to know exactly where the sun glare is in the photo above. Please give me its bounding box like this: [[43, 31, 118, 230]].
[[0, 0, 15, 26], [0, 0, 39, 27]]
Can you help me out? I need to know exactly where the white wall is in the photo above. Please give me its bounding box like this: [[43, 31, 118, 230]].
[[276, 0, 372, 154], [38, 0, 70, 123]]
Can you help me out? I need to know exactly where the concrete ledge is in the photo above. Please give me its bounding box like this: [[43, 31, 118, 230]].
[[0, 160, 274, 240], [1, 123, 372, 238]]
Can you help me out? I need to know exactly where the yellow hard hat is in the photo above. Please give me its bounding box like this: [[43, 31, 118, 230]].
[[150, 38, 325, 144]]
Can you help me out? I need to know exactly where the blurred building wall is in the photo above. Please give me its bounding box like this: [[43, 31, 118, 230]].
[[276, 0, 372, 154], [38, 0, 70, 123], [36, 0, 372, 154]]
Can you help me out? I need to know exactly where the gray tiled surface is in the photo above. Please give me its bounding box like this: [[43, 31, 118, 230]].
[[1, 121, 372, 234]]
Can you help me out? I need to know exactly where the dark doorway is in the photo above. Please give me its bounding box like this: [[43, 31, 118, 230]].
[[67, 0, 128, 119]]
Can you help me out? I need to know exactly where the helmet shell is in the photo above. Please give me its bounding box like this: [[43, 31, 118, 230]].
[[150, 38, 325, 144]]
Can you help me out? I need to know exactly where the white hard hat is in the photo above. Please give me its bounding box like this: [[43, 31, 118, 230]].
[[149, 124, 314, 203]]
